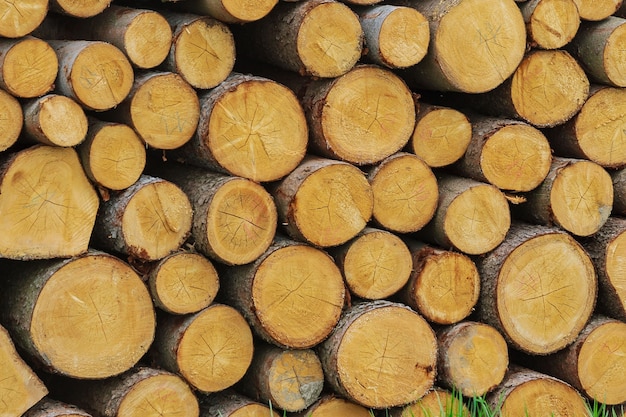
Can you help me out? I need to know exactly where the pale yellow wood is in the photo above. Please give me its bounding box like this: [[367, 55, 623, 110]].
[[297, 2, 363, 78], [0, 0, 47, 38], [411, 106, 472, 168], [25, 94, 88, 147], [0, 89, 23, 152], [123, 10, 172, 69], [572, 0, 621, 20], [266, 349, 324, 411], [378, 7, 429, 68], [52, 0, 111, 17], [117, 374, 199, 417], [177, 305, 253, 392], [524, 0, 580, 49], [296, 396, 371, 417], [30, 254, 155, 379], [177, 0, 278, 24], [603, 22, 626, 87], [231, 406, 279, 417], [394, 389, 469, 417], [0, 37, 57, 98], [497, 233, 596, 353]]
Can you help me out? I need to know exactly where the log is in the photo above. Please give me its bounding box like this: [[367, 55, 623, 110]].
[[399, 0, 527, 93], [418, 174, 511, 255], [50, 0, 111, 17], [162, 11, 235, 89], [172, 0, 278, 24], [367, 152, 439, 234], [462, 49, 590, 128], [409, 103, 472, 168], [271, 156, 373, 248], [91, 174, 193, 262], [579, 217, 626, 321], [0, 324, 48, 417], [451, 116, 552, 192], [0, 251, 156, 379], [399, 240, 480, 325], [291, 394, 372, 417], [0, 0, 47, 38], [198, 391, 280, 417], [147, 250, 220, 315], [147, 161, 277, 266], [519, 0, 580, 50], [46, 367, 199, 417], [220, 236, 345, 349], [436, 321, 509, 397], [48, 40, 135, 112], [234, 0, 363, 78], [237, 342, 324, 412], [150, 303, 254, 393], [567, 17, 626, 88], [293, 64, 416, 166], [487, 366, 589, 416], [514, 156, 613, 237], [22, 398, 92, 417], [22, 94, 88, 147], [0, 88, 23, 152], [357, 5, 429, 69], [170, 73, 307, 182], [34, 6, 173, 70], [546, 85, 626, 168], [329, 227, 413, 300], [523, 315, 626, 405], [571, 0, 622, 21], [476, 222, 597, 355], [105, 71, 200, 150], [77, 118, 146, 191], [318, 300, 438, 409], [0, 145, 99, 260], [389, 388, 469, 417], [613, 167, 626, 215], [0, 36, 57, 98]]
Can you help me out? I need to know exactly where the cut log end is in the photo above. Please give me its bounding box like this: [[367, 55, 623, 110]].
[[573, 0, 621, 21], [550, 159, 613, 237], [176, 305, 254, 393], [428, 0, 527, 93], [485, 228, 597, 354], [172, 17, 235, 89], [119, 11, 172, 69], [280, 159, 373, 247], [403, 244, 480, 325], [1, 37, 58, 98], [205, 77, 308, 182], [28, 253, 155, 379], [321, 301, 437, 409], [210, 0, 278, 24], [603, 22, 626, 87], [293, 395, 372, 417], [0, 325, 48, 417], [121, 178, 193, 261], [0, 146, 99, 260], [205, 177, 277, 265], [297, 2, 363, 78], [130, 72, 200, 150], [376, 7, 429, 68], [24, 94, 88, 147], [0, 0, 48, 38], [437, 321, 509, 397], [410, 105, 472, 168], [321, 66, 415, 165], [511, 50, 589, 128], [525, 0, 580, 49], [78, 121, 146, 191], [334, 228, 413, 300], [441, 179, 511, 255], [252, 244, 345, 349], [67, 41, 134, 111], [0, 89, 23, 152], [369, 153, 439, 234], [52, 0, 111, 18], [149, 251, 220, 315], [391, 388, 469, 417], [477, 123, 552, 192]]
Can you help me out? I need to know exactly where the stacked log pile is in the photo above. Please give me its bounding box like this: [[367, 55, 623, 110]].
[[1, 0, 626, 416]]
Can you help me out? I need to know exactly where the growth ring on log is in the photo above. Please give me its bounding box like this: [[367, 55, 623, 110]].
[[52, 0, 111, 18], [521, 0, 580, 50], [23, 94, 89, 147], [320, 301, 437, 409], [0, 89, 23, 151]]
